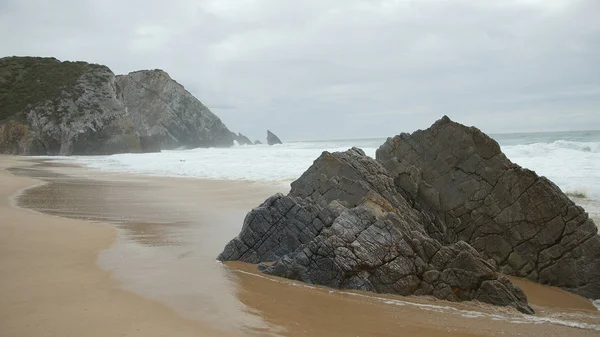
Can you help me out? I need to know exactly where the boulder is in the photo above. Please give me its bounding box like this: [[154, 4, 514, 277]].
[[254, 140, 262, 145], [219, 147, 533, 314], [376, 116, 600, 298], [267, 130, 282, 145], [220, 116, 600, 312]]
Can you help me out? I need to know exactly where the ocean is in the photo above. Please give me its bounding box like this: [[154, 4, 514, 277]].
[[57, 130, 600, 207]]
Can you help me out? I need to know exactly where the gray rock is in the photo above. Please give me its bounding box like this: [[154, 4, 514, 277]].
[[267, 130, 282, 145], [0, 57, 236, 155], [218, 147, 534, 313], [232, 132, 253, 145], [254, 140, 262, 145], [0, 57, 141, 155], [116, 70, 234, 149], [376, 115, 600, 298]]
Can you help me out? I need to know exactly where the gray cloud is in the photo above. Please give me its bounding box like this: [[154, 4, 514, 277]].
[[1, 0, 598, 141]]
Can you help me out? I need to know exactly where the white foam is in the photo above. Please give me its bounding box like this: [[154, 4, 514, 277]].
[[502, 140, 600, 201], [52, 142, 378, 183], [49, 137, 600, 208]]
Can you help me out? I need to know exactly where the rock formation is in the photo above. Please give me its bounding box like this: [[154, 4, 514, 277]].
[[0, 57, 234, 155], [116, 70, 233, 149], [254, 140, 262, 145], [232, 132, 253, 146], [219, 116, 600, 313], [267, 130, 282, 145], [376, 116, 600, 298], [0, 57, 140, 155]]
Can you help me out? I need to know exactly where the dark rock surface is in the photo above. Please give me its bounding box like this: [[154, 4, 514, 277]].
[[219, 146, 534, 313], [254, 140, 262, 145], [376, 116, 600, 298], [219, 116, 600, 312], [267, 130, 282, 145]]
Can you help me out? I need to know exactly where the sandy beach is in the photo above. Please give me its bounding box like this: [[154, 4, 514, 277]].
[[0, 156, 235, 337], [1, 156, 600, 337]]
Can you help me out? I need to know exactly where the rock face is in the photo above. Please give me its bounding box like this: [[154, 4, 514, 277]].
[[0, 57, 140, 155], [116, 70, 233, 149], [219, 116, 600, 313], [254, 140, 262, 145], [376, 116, 600, 298], [232, 132, 253, 145], [267, 130, 282, 145], [0, 57, 235, 155]]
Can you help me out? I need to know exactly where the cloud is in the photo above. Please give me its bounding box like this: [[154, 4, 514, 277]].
[[1, 0, 598, 141]]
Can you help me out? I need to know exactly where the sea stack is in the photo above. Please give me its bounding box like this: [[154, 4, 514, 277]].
[[232, 132, 253, 145], [267, 130, 282, 145], [219, 116, 600, 313]]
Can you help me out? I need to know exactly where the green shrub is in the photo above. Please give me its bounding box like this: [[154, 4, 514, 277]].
[[0, 56, 110, 121]]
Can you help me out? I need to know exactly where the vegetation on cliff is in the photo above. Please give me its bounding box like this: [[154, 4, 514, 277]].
[[0, 56, 110, 122]]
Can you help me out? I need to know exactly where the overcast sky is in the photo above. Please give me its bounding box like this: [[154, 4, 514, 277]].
[[1, 0, 599, 141]]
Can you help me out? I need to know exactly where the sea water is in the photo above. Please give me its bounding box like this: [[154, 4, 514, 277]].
[[57, 130, 600, 204]]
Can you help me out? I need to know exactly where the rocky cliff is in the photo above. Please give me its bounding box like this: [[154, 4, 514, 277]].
[[0, 57, 234, 155], [116, 70, 233, 149], [0, 56, 139, 155], [219, 116, 600, 313]]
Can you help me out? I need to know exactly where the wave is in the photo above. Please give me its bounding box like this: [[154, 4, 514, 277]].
[[50, 137, 600, 206], [503, 140, 600, 155]]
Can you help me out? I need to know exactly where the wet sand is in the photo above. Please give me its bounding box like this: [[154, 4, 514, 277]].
[[2, 156, 600, 336], [0, 156, 233, 337]]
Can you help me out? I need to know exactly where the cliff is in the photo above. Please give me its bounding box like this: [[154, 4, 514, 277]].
[[0, 57, 234, 155], [116, 70, 233, 149]]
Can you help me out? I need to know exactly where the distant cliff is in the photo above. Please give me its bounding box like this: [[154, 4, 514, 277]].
[[0, 56, 234, 155], [116, 70, 233, 150]]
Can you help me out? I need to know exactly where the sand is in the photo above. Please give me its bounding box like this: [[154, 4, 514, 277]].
[[0, 156, 232, 337], [1, 156, 600, 337]]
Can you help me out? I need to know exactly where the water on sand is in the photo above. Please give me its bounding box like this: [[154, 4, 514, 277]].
[[10, 160, 600, 336]]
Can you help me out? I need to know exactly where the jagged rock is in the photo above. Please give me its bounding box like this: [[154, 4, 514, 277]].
[[232, 132, 253, 145], [376, 116, 600, 298], [116, 70, 234, 149], [267, 130, 282, 145], [0, 57, 235, 155], [254, 140, 262, 145], [219, 147, 534, 314]]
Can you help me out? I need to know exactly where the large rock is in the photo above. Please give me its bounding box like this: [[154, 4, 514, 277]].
[[219, 147, 533, 314], [0, 57, 235, 155], [376, 116, 600, 298], [220, 116, 600, 312], [116, 70, 234, 149], [267, 130, 282, 145], [0, 57, 140, 155]]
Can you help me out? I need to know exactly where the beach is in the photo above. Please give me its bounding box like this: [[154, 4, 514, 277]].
[[1, 156, 600, 337]]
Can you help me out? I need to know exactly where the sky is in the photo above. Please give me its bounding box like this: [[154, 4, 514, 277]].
[[1, 0, 599, 141]]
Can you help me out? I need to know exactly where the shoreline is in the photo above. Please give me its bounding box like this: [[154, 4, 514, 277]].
[[0, 156, 235, 337], [2, 155, 600, 337]]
